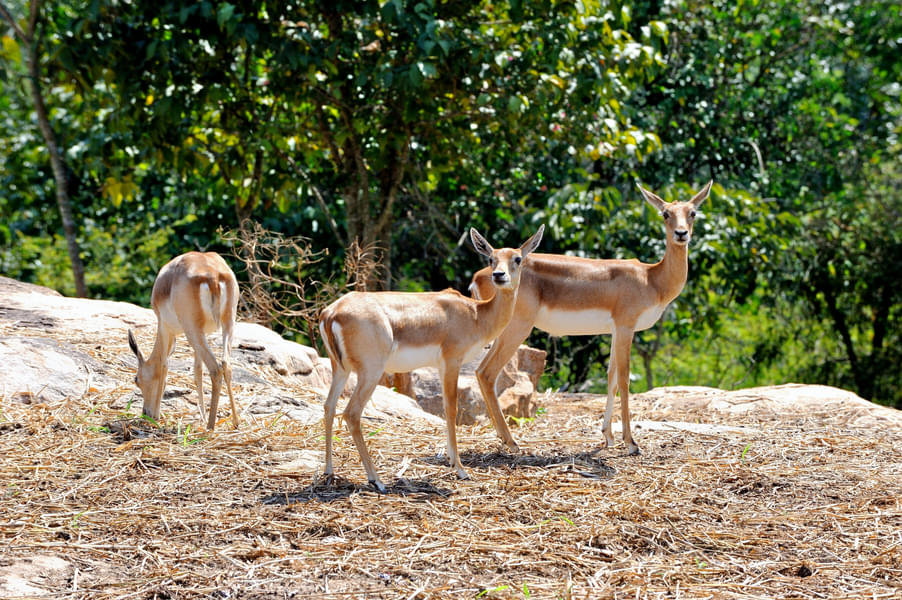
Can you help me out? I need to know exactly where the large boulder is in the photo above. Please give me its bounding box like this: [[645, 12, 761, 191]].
[[0, 276, 440, 428], [0, 336, 117, 403], [232, 322, 332, 390], [633, 384, 902, 430], [410, 345, 547, 425]]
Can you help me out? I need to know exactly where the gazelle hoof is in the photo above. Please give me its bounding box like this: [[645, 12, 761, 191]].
[[503, 441, 521, 454], [370, 480, 388, 494], [628, 445, 641, 456]]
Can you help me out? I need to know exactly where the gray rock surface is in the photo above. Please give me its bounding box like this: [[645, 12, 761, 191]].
[[0, 276, 439, 427]]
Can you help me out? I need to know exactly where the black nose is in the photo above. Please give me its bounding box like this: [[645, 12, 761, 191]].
[[492, 271, 508, 282], [675, 230, 689, 240]]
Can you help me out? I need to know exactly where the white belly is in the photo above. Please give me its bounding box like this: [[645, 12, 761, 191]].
[[384, 344, 443, 373], [634, 304, 667, 331], [534, 303, 668, 335], [535, 306, 615, 336]]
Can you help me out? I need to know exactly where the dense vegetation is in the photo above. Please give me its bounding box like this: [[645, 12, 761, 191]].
[[2, 0, 900, 407]]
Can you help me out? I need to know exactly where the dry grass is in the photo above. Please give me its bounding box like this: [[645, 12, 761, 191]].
[[2, 372, 901, 600]]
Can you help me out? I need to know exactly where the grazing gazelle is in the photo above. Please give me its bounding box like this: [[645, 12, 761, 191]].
[[127, 251, 240, 431], [319, 226, 544, 492], [470, 182, 713, 455]]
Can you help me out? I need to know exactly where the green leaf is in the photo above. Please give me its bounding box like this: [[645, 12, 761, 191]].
[[217, 3, 235, 28]]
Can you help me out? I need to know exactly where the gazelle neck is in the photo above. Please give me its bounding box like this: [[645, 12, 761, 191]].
[[651, 238, 690, 303], [475, 284, 519, 342]]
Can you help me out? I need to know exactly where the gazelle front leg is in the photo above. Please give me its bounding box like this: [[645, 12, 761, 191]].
[[475, 318, 535, 452], [603, 326, 640, 455], [193, 353, 207, 426], [184, 328, 225, 430], [601, 357, 618, 449], [148, 330, 176, 422], [440, 361, 469, 479], [343, 370, 387, 493]]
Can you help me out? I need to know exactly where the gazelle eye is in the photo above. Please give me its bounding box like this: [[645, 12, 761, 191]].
[[689, 210, 697, 219], [514, 256, 522, 265], [662, 210, 670, 220]]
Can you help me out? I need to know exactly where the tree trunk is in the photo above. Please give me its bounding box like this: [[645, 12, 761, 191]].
[[637, 321, 663, 391], [641, 349, 654, 391], [3, 0, 87, 297]]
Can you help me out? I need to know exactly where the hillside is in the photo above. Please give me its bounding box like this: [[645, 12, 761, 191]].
[[1, 277, 901, 599]]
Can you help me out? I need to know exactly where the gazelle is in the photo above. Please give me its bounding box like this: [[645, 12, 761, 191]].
[[319, 226, 544, 492], [471, 182, 712, 455], [127, 251, 240, 431]]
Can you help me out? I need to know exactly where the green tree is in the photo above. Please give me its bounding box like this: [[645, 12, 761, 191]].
[[73, 0, 664, 289], [1, 0, 87, 296], [624, 0, 902, 404]]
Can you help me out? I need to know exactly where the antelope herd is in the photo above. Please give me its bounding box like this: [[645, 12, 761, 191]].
[[127, 182, 712, 490]]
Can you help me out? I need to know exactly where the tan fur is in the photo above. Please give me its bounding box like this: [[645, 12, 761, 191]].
[[319, 227, 544, 492], [127, 251, 241, 430], [472, 182, 712, 455]]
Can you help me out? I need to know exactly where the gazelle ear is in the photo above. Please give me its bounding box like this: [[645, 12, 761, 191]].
[[470, 228, 495, 258], [637, 183, 666, 212], [519, 224, 544, 258], [127, 329, 144, 364], [690, 180, 713, 208]]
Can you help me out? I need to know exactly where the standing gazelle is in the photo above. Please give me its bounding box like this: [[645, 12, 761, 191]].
[[319, 226, 544, 492], [471, 182, 712, 455], [127, 251, 240, 431]]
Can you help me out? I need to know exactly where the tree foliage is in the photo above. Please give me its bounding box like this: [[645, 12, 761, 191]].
[[1, 0, 900, 406]]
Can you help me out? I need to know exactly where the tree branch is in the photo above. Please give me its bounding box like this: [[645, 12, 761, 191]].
[[275, 147, 346, 247], [0, 1, 28, 42]]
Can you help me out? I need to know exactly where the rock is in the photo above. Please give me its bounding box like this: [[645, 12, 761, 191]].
[[0, 555, 71, 597], [0, 276, 155, 335], [0, 277, 440, 428], [267, 449, 325, 475], [0, 336, 118, 402], [379, 372, 414, 398], [410, 345, 547, 425], [496, 345, 546, 421], [634, 384, 902, 430], [411, 369, 484, 425], [233, 322, 331, 389]]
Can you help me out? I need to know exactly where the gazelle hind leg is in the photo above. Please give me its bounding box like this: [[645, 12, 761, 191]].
[[342, 369, 386, 492], [440, 361, 468, 479], [221, 327, 240, 428], [323, 362, 349, 478]]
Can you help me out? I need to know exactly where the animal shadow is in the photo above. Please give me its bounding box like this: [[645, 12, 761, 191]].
[[451, 448, 616, 479], [102, 418, 172, 443], [261, 475, 454, 505]]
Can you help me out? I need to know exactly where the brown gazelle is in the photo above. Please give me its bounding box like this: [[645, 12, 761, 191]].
[[319, 226, 544, 492], [127, 251, 240, 431], [471, 182, 712, 455]]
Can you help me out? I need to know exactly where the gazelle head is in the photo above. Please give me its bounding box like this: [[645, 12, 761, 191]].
[[127, 329, 164, 420], [638, 181, 712, 247], [469, 225, 544, 290]]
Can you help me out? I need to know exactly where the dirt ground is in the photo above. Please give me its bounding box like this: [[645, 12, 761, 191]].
[[2, 381, 901, 600]]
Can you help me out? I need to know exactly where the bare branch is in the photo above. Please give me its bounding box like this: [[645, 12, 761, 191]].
[[0, 1, 29, 42], [221, 222, 382, 346]]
